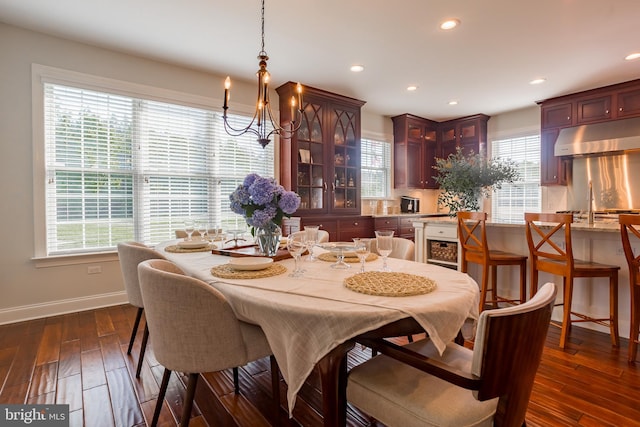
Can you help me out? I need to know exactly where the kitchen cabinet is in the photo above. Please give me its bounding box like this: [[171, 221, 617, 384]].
[[373, 215, 420, 241], [576, 95, 612, 124], [374, 216, 399, 233], [392, 114, 438, 189], [301, 216, 372, 241], [277, 82, 365, 217], [541, 102, 573, 128], [540, 129, 569, 185], [438, 114, 490, 158], [617, 88, 640, 119]]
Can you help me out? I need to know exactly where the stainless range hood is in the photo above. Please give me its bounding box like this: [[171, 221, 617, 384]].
[[554, 116, 640, 156]]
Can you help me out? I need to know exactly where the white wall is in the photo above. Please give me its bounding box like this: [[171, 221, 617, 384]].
[[0, 22, 543, 323]]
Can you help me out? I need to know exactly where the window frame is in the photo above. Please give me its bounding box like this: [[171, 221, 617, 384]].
[[489, 132, 542, 223], [32, 64, 277, 263], [360, 133, 392, 199]]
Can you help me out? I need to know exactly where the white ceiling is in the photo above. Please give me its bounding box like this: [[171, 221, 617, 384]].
[[1, 0, 640, 121]]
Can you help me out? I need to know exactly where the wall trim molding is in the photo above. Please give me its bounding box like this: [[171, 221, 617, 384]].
[[0, 291, 129, 325]]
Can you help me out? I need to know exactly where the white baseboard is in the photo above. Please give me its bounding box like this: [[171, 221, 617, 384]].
[[0, 291, 129, 325]]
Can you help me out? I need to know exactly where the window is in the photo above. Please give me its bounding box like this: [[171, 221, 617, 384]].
[[491, 134, 541, 223], [39, 73, 273, 256], [361, 138, 391, 198]]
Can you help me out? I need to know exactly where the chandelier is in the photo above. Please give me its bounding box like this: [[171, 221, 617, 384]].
[[222, 0, 303, 148]]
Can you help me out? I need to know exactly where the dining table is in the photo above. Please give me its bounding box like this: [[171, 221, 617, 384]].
[[157, 239, 480, 426]]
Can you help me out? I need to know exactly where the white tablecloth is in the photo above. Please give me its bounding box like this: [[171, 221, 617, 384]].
[[158, 241, 479, 414]]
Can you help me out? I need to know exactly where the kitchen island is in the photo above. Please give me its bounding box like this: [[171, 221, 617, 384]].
[[413, 217, 633, 339]]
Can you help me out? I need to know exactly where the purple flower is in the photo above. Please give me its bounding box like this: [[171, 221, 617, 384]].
[[229, 173, 300, 231], [249, 177, 277, 205], [279, 191, 301, 214]]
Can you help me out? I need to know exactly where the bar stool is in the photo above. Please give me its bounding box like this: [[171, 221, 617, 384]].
[[620, 214, 640, 362], [457, 211, 527, 313], [525, 213, 620, 349]]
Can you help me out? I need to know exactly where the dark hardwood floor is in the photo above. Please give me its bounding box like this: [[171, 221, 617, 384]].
[[1, 304, 639, 426]]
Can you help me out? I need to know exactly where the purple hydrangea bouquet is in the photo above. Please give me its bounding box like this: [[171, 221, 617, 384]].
[[229, 173, 300, 255]]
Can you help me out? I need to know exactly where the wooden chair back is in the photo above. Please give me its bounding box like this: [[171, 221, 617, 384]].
[[524, 212, 574, 279], [620, 214, 640, 279], [457, 211, 490, 268]]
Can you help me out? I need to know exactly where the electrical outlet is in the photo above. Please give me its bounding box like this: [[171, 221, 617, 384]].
[[87, 265, 102, 274]]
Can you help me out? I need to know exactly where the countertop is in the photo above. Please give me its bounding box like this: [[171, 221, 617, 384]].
[[370, 212, 449, 218], [413, 216, 622, 233]]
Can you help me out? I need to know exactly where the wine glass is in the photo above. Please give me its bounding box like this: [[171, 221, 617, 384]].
[[286, 234, 306, 277], [196, 219, 208, 241], [184, 219, 195, 241], [304, 225, 320, 261], [352, 238, 371, 273], [375, 230, 394, 272]]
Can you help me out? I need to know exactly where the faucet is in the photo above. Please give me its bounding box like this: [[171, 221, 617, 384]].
[[587, 181, 594, 225]]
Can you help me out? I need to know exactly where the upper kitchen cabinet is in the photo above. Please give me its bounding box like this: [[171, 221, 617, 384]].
[[538, 78, 640, 185], [392, 114, 438, 189], [616, 87, 640, 119], [277, 82, 365, 216], [438, 114, 490, 159]]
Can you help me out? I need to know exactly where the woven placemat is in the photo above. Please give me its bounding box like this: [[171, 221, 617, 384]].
[[211, 263, 287, 279], [344, 272, 437, 297], [164, 244, 212, 253], [317, 252, 378, 263]]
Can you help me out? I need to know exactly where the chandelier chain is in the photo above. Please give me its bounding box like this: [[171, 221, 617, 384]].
[[259, 0, 266, 57]]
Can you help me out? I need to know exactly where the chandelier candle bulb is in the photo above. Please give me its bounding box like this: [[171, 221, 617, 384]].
[[223, 76, 230, 110]]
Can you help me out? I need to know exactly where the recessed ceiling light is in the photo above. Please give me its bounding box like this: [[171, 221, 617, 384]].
[[448, 100, 458, 105], [625, 53, 640, 61], [529, 78, 547, 85], [440, 19, 460, 30], [350, 64, 365, 72], [407, 85, 418, 91]]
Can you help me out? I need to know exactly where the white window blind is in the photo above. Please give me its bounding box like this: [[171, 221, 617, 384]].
[[361, 138, 391, 198], [43, 82, 273, 255], [491, 134, 541, 223]]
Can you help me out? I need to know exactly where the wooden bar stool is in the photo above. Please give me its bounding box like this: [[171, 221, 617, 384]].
[[620, 214, 640, 362], [525, 212, 620, 349], [457, 211, 527, 313]]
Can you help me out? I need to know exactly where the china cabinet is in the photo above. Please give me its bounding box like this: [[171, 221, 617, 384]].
[[277, 82, 366, 224]]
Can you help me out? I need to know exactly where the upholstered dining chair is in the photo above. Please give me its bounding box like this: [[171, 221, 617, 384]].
[[117, 241, 167, 378], [525, 213, 620, 349], [291, 229, 330, 243], [137, 259, 280, 427], [370, 237, 415, 260], [620, 214, 640, 362], [347, 282, 557, 427], [457, 211, 527, 312]]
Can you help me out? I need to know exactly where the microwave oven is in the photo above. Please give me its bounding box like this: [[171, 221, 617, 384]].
[[400, 196, 420, 213]]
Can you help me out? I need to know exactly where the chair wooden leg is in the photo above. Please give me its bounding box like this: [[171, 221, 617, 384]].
[[479, 264, 489, 312], [559, 277, 573, 349], [180, 373, 198, 427], [233, 367, 240, 394], [127, 307, 143, 355], [490, 265, 498, 308], [630, 285, 640, 362], [530, 267, 539, 299], [519, 260, 527, 304], [270, 355, 281, 426], [151, 368, 171, 427], [610, 273, 619, 347], [136, 323, 149, 378]]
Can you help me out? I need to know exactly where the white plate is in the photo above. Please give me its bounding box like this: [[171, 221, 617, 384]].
[[228, 257, 274, 271], [177, 239, 209, 249]]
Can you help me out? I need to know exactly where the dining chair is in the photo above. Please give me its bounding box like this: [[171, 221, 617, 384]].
[[137, 259, 280, 427], [525, 213, 620, 349], [370, 237, 415, 260], [348, 282, 557, 427], [457, 211, 527, 313], [117, 241, 167, 378], [620, 214, 640, 362], [291, 229, 330, 243]]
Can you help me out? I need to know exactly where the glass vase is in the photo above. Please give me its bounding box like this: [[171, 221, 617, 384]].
[[256, 223, 282, 256]]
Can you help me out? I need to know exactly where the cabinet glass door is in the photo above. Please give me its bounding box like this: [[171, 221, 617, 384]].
[[297, 102, 325, 211], [332, 108, 359, 213]]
